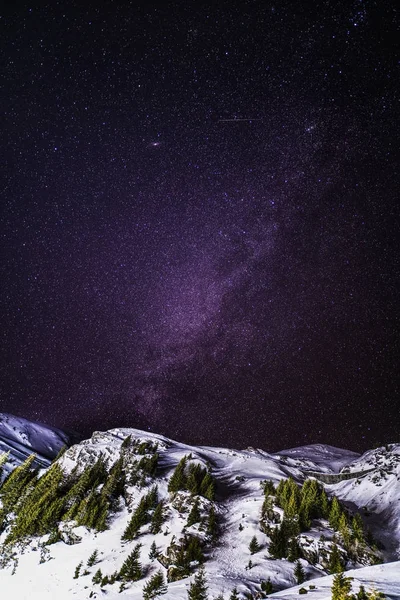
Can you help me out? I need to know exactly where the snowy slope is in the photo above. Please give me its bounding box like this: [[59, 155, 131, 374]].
[[0, 412, 76, 474], [329, 444, 400, 560], [0, 427, 399, 599], [270, 561, 400, 600], [274, 444, 361, 473]]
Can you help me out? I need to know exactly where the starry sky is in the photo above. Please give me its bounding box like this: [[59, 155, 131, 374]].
[[1, 1, 399, 451]]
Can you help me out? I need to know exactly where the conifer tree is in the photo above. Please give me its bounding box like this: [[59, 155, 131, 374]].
[[261, 494, 274, 518], [74, 561, 83, 578], [119, 543, 143, 582], [331, 573, 353, 600], [329, 543, 344, 574], [122, 495, 150, 540], [87, 549, 99, 567], [329, 497, 342, 530], [150, 501, 164, 534], [200, 472, 215, 500], [92, 568, 103, 584], [229, 588, 240, 600], [338, 513, 351, 548], [287, 537, 302, 562], [53, 446, 67, 462], [0, 453, 37, 511], [121, 434, 132, 450], [249, 535, 260, 555], [187, 463, 203, 495], [187, 498, 201, 526], [168, 456, 188, 493], [261, 578, 273, 594], [269, 524, 287, 559], [357, 585, 368, 600], [187, 565, 208, 600], [286, 490, 300, 518], [142, 570, 167, 599], [351, 513, 364, 542], [262, 479, 276, 496], [206, 505, 218, 544], [8, 462, 65, 540], [185, 535, 204, 564], [149, 540, 159, 560], [101, 457, 125, 507], [0, 451, 10, 481], [294, 560, 305, 584], [320, 488, 330, 518]]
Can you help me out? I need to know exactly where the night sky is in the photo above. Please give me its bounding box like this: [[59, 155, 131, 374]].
[[1, 1, 399, 452]]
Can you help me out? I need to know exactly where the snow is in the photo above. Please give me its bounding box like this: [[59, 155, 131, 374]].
[[0, 412, 73, 475], [270, 562, 400, 600], [274, 444, 361, 473], [0, 422, 399, 599]]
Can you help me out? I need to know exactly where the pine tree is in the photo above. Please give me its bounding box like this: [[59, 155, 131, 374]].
[[294, 560, 305, 584], [101, 457, 125, 507], [146, 485, 159, 509], [286, 490, 300, 518], [142, 570, 167, 599], [121, 434, 132, 449], [287, 536, 302, 562], [229, 588, 240, 600], [351, 513, 364, 542], [329, 543, 344, 574], [150, 501, 164, 534], [206, 505, 218, 544], [329, 497, 342, 530], [320, 488, 330, 518], [261, 578, 273, 594], [338, 513, 351, 548], [53, 445, 67, 462], [149, 540, 159, 560], [187, 498, 201, 526], [87, 549, 99, 567], [168, 456, 188, 493], [0, 453, 37, 512], [331, 573, 353, 600], [187, 565, 208, 600], [92, 568, 103, 584], [119, 543, 142, 582], [74, 561, 83, 579], [249, 535, 260, 555], [200, 472, 215, 500], [357, 585, 368, 600], [269, 523, 288, 559], [122, 496, 150, 540], [187, 463, 203, 495]]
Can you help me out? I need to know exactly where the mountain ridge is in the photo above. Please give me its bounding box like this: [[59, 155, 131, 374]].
[[0, 417, 398, 599]]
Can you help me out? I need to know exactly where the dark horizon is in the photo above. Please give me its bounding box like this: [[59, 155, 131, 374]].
[[2, 2, 399, 454]]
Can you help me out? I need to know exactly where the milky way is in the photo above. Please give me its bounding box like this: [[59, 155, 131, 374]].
[[1, 2, 398, 450]]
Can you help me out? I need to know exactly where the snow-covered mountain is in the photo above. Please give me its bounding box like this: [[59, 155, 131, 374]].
[[0, 424, 399, 599], [0, 412, 77, 475]]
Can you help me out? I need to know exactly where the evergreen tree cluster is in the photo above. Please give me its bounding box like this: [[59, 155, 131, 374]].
[[0, 451, 129, 544], [168, 534, 205, 579], [168, 457, 215, 500], [122, 486, 160, 540], [263, 478, 368, 564], [331, 573, 386, 600]]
